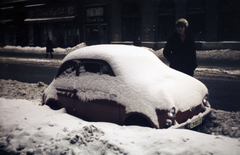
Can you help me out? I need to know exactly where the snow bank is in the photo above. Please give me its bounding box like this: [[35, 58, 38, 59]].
[[0, 42, 86, 55], [0, 79, 48, 100], [1, 44, 240, 60], [0, 45, 46, 54], [152, 48, 240, 60], [196, 49, 240, 60], [0, 98, 239, 155]]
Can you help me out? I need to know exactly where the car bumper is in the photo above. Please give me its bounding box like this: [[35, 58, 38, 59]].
[[169, 106, 211, 129]]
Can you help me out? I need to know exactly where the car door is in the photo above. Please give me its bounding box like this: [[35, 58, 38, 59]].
[[73, 60, 121, 124], [55, 60, 80, 115]]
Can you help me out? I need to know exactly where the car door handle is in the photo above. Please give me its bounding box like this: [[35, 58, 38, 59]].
[[71, 89, 78, 98]]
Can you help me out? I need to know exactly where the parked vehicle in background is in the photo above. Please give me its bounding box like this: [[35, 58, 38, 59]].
[[42, 45, 211, 129]]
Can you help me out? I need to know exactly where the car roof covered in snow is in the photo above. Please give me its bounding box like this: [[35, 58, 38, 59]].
[[62, 44, 166, 76]]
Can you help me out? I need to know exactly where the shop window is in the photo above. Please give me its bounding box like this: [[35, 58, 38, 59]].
[[52, 22, 68, 48], [218, 0, 240, 41], [3, 25, 15, 46], [100, 25, 107, 44], [33, 23, 44, 47], [122, 18, 141, 42], [85, 25, 99, 45], [158, 0, 175, 41], [186, 0, 206, 41], [122, 1, 141, 43]]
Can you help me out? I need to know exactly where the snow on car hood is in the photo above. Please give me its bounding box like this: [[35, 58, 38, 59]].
[[45, 45, 208, 128]]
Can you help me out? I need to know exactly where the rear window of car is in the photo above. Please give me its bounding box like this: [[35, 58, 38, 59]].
[[56, 59, 114, 78]]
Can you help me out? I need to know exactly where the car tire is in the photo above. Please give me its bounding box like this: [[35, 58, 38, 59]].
[[124, 114, 152, 128], [46, 101, 62, 110]]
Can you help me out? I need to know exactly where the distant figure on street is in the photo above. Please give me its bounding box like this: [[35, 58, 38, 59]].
[[46, 37, 53, 58], [163, 18, 197, 76]]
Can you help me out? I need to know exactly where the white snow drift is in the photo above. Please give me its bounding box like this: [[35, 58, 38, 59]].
[[0, 98, 240, 155]]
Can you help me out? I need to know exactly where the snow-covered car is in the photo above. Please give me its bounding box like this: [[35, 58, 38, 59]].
[[42, 44, 211, 129]]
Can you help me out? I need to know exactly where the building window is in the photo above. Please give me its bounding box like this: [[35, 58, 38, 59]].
[[122, 1, 141, 44], [186, 0, 206, 41], [84, 4, 107, 45], [218, 0, 240, 41], [158, 0, 175, 41]]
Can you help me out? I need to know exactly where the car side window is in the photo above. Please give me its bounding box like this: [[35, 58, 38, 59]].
[[79, 62, 114, 76], [101, 64, 111, 75], [56, 61, 78, 78], [56, 59, 115, 78], [79, 63, 101, 75]]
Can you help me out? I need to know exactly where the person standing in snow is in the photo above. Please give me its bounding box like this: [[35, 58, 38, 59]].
[[163, 18, 197, 76], [45, 37, 53, 58]]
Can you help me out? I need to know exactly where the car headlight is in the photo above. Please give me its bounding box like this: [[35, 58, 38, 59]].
[[167, 107, 176, 118], [166, 119, 172, 126], [203, 94, 210, 107]]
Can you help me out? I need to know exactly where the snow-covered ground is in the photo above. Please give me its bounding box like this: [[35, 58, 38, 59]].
[[0, 79, 240, 155], [0, 96, 240, 155], [0, 43, 87, 55], [0, 44, 240, 154], [1, 43, 240, 61]]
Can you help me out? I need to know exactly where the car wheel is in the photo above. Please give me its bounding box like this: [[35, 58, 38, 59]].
[[124, 114, 152, 128], [46, 101, 62, 110]]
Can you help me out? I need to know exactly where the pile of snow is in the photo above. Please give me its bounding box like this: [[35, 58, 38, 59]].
[[154, 48, 240, 60], [196, 49, 240, 60], [197, 109, 240, 138], [0, 79, 48, 101], [0, 45, 47, 54], [99, 46, 240, 61], [1, 43, 240, 61], [65, 42, 87, 53], [0, 98, 240, 155], [0, 42, 86, 55]]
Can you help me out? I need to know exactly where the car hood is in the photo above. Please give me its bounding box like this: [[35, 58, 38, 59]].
[[135, 67, 208, 112]]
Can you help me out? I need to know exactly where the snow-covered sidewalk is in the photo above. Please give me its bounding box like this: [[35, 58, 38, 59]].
[[1, 44, 240, 61], [0, 43, 87, 55], [0, 97, 240, 155]]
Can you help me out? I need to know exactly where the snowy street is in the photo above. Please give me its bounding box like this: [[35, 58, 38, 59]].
[[0, 46, 239, 111]]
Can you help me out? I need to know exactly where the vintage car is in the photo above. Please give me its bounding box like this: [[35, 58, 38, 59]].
[[42, 44, 211, 129]]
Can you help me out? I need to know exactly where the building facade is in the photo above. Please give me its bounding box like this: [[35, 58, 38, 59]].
[[0, 0, 239, 49]]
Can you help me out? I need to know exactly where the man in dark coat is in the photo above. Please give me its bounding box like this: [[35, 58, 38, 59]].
[[46, 37, 53, 58], [163, 18, 197, 76]]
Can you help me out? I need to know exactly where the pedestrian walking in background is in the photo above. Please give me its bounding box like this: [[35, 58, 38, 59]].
[[45, 37, 53, 58], [163, 18, 197, 76]]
